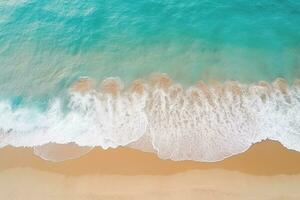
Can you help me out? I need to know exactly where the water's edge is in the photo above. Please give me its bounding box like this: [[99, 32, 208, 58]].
[[1, 74, 300, 162]]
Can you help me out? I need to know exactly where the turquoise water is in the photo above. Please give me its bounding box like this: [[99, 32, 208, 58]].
[[0, 0, 300, 161], [1, 0, 300, 98]]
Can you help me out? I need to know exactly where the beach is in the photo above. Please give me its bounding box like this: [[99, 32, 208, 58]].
[[1, 1, 300, 199], [1, 140, 300, 200]]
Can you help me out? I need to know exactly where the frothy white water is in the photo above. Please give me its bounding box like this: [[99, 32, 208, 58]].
[[0, 77, 300, 162], [33, 143, 93, 162]]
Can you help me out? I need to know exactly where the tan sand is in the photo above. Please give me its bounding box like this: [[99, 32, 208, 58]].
[[0, 140, 300, 199], [1, 140, 300, 176], [1, 168, 300, 200]]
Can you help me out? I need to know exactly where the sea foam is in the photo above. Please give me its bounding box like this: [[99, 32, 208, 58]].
[[0, 75, 300, 162]]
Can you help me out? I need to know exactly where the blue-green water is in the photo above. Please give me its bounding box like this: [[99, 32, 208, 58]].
[[0, 0, 300, 161], [1, 0, 300, 98]]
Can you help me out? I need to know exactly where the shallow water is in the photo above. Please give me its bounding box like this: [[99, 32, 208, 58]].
[[0, 0, 300, 162]]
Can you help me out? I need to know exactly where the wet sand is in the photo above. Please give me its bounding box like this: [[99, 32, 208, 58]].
[[1, 141, 300, 199]]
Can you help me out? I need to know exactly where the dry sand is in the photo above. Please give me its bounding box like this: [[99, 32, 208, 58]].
[[1, 140, 300, 199]]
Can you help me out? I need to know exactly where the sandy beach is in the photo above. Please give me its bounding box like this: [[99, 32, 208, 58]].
[[1, 1, 300, 199], [1, 140, 300, 199]]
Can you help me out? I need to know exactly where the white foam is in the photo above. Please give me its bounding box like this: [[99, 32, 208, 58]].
[[0, 91, 148, 150], [0, 77, 300, 162]]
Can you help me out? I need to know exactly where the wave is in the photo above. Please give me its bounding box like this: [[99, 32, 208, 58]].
[[0, 74, 300, 162]]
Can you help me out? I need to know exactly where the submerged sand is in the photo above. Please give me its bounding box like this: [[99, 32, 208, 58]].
[[0, 141, 300, 199]]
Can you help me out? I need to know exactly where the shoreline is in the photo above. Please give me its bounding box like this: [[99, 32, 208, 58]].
[[1, 140, 300, 199], [1, 140, 300, 176]]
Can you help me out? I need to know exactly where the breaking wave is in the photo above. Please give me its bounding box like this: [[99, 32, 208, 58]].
[[0, 74, 300, 162]]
